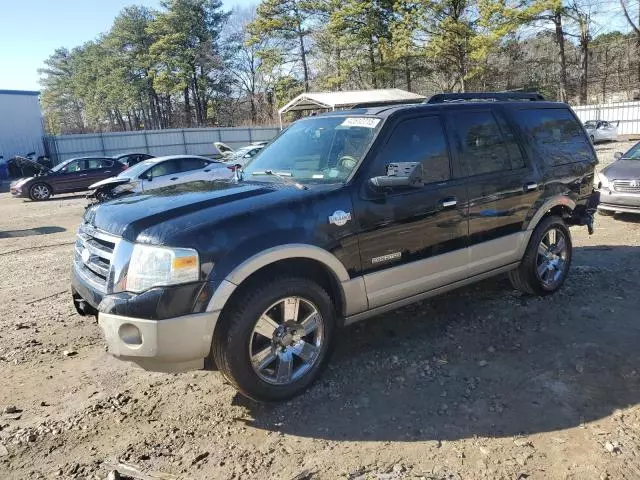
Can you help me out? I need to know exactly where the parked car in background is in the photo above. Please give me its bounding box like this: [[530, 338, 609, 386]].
[[113, 152, 154, 167], [584, 120, 618, 143], [596, 141, 640, 215], [227, 144, 265, 168], [10, 156, 126, 201], [88, 155, 235, 202]]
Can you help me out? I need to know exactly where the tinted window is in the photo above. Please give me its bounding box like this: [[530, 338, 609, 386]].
[[150, 160, 180, 177], [86, 159, 112, 169], [495, 114, 526, 169], [378, 116, 450, 183], [180, 158, 209, 171], [518, 108, 595, 166], [454, 112, 513, 176], [60, 160, 85, 172]]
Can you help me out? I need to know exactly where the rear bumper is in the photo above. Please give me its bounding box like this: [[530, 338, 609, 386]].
[[98, 311, 220, 372]]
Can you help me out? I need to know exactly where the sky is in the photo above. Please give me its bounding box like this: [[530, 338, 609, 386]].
[[0, 0, 635, 92], [0, 0, 252, 91]]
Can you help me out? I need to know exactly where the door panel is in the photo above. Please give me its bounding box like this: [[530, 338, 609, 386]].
[[54, 160, 84, 192], [445, 108, 542, 269], [352, 114, 469, 308]]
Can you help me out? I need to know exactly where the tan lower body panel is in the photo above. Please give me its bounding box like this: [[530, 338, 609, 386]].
[[98, 311, 220, 372], [361, 232, 531, 310]]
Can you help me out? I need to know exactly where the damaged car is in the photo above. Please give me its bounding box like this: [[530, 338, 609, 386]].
[[88, 155, 235, 202]]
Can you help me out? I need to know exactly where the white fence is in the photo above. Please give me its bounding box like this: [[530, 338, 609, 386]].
[[572, 101, 640, 136], [45, 126, 281, 163]]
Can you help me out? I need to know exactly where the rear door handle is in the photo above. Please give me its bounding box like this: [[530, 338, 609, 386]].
[[79, 174, 87, 177], [524, 182, 538, 192], [203, 169, 211, 172], [104, 171, 111, 174], [170, 177, 179, 181], [439, 197, 457, 208]]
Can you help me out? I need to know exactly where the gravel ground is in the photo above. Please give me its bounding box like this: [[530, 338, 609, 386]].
[[1, 141, 640, 480]]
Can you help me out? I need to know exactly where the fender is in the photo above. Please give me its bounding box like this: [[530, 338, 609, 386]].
[[527, 195, 576, 231], [206, 244, 368, 317]]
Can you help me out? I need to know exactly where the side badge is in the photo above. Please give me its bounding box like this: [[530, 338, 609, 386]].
[[329, 210, 352, 226]]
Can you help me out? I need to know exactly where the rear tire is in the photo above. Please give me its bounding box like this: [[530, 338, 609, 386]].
[[211, 276, 336, 402], [509, 216, 572, 296], [29, 183, 51, 201], [598, 209, 615, 217]]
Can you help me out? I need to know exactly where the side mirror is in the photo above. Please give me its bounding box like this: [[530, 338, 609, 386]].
[[369, 162, 424, 189], [614, 152, 623, 160], [142, 172, 152, 181]]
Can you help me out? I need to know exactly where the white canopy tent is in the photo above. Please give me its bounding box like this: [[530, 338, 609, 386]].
[[277, 88, 426, 128]]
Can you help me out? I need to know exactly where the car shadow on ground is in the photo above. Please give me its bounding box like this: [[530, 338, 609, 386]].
[[608, 213, 640, 224], [0, 226, 67, 239], [234, 245, 640, 442]]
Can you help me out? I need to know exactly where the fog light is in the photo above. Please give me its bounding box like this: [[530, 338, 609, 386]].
[[119, 323, 142, 346]]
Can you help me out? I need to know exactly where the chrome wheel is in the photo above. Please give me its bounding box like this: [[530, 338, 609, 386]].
[[31, 184, 50, 200], [536, 227, 568, 289], [249, 296, 324, 385]]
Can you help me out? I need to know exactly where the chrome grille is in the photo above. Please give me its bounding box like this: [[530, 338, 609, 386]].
[[613, 180, 640, 193], [74, 225, 119, 293]]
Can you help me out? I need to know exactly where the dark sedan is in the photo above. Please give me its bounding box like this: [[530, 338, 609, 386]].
[[10, 156, 126, 201], [597, 141, 640, 215]]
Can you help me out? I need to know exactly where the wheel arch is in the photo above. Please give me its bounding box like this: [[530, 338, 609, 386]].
[[527, 195, 576, 231], [206, 245, 366, 331]]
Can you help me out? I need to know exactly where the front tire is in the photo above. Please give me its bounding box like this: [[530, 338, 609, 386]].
[[29, 183, 51, 201], [211, 277, 336, 402], [509, 216, 572, 296]]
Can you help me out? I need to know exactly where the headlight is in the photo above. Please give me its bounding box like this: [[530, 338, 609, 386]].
[[597, 172, 610, 190], [125, 245, 200, 293], [113, 182, 138, 195]]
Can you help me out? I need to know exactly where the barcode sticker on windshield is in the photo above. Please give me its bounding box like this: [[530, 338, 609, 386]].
[[340, 117, 380, 128]]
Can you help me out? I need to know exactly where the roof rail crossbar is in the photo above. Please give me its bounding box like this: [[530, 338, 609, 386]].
[[426, 92, 545, 104]]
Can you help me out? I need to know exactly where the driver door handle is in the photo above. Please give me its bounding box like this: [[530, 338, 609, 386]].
[[170, 177, 179, 181], [524, 182, 538, 192], [79, 174, 87, 177]]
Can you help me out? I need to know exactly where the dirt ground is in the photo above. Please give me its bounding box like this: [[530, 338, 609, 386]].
[[1, 141, 640, 480]]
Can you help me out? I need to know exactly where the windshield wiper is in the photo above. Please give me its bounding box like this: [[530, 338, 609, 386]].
[[251, 170, 308, 190]]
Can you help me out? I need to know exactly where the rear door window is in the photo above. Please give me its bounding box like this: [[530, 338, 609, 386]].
[[180, 158, 209, 172], [452, 111, 515, 176], [517, 108, 595, 166]]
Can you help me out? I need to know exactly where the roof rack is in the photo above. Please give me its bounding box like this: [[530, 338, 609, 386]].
[[426, 92, 545, 104]]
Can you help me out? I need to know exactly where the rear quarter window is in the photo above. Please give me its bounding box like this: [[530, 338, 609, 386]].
[[517, 108, 595, 167]]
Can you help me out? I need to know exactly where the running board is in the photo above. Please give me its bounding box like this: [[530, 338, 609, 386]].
[[343, 262, 520, 326]]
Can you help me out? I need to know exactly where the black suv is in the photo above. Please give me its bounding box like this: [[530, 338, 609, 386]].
[[71, 92, 598, 401]]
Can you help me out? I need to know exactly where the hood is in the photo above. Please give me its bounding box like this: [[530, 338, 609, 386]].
[[84, 180, 298, 241], [602, 159, 640, 179], [89, 176, 131, 190], [12, 156, 50, 174]]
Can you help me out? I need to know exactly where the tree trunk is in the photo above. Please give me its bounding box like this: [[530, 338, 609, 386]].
[[298, 30, 310, 92], [405, 57, 412, 91], [554, 9, 569, 102], [369, 41, 378, 88], [184, 87, 192, 127]]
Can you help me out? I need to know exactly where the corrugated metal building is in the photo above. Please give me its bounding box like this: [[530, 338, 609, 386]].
[[0, 89, 45, 161]]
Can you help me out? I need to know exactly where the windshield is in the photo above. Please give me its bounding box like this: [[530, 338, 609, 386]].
[[118, 159, 156, 178], [242, 116, 382, 184], [622, 142, 640, 160]]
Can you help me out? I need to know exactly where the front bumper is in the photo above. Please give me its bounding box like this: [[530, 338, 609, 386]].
[[98, 311, 219, 372], [72, 261, 232, 372], [598, 189, 640, 213], [10, 186, 28, 198]]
